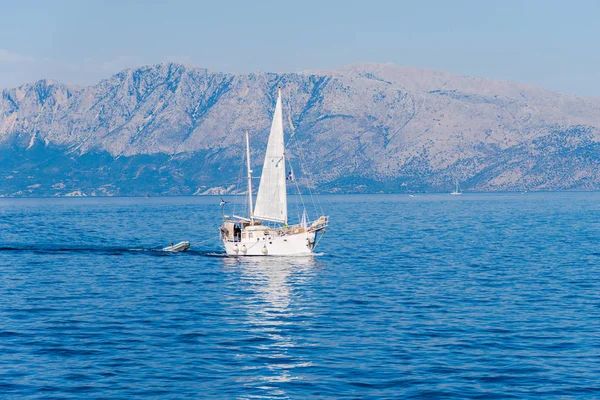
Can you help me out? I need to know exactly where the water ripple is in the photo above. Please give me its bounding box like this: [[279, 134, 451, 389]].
[[1, 194, 600, 397]]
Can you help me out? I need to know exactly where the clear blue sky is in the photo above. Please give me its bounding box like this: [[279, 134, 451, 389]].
[[1, 0, 599, 96]]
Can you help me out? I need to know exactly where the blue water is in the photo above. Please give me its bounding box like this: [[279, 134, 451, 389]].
[[1, 193, 600, 398]]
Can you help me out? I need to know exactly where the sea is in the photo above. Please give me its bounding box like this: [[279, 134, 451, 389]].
[[1, 192, 599, 398]]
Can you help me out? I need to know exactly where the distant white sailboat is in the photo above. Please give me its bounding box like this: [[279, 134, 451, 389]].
[[451, 179, 462, 195], [219, 88, 328, 256]]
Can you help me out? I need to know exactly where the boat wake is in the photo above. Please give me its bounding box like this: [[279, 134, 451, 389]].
[[0, 245, 226, 257]]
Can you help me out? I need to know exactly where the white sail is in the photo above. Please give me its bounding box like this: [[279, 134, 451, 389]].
[[253, 90, 287, 224], [451, 178, 462, 195]]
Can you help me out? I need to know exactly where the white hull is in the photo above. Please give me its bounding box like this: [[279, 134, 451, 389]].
[[163, 241, 191, 252], [223, 230, 316, 256]]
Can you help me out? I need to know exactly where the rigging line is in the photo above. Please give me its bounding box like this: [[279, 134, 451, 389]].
[[289, 131, 322, 219], [287, 108, 324, 217], [290, 133, 317, 218], [233, 131, 246, 218], [314, 228, 327, 250], [285, 95, 321, 219], [286, 155, 303, 224], [231, 88, 249, 219], [285, 98, 306, 223], [288, 92, 323, 222]]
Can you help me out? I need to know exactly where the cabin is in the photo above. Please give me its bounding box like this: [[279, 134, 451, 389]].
[[219, 218, 314, 243]]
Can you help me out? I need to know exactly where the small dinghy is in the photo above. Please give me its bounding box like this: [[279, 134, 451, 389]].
[[162, 241, 190, 252]]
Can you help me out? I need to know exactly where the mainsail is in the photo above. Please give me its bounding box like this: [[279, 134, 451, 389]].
[[253, 89, 288, 224]]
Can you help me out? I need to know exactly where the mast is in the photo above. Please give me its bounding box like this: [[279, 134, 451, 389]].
[[245, 130, 254, 223]]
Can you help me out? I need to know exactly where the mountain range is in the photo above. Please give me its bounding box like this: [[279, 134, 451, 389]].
[[1, 62, 600, 196]]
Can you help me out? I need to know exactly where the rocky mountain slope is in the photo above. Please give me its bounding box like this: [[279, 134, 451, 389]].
[[1, 62, 600, 196]]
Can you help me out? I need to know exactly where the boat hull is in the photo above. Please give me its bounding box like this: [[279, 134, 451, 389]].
[[223, 230, 316, 256], [163, 241, 191, 252]]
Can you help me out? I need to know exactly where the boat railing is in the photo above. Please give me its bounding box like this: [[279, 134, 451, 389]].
[[308, 215, 329, 232]]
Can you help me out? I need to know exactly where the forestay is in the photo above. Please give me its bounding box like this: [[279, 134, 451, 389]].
[[253, 89, 288, 224]]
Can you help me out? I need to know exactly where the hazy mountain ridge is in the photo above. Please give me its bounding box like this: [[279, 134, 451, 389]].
[[1, 62, 600, 196]]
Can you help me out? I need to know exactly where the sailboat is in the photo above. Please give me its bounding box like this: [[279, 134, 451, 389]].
[[219, 88, 328, 256], [451, 179, 462, 195]]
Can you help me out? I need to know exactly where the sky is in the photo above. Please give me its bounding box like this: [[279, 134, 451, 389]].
[[1, 0, 599, 96]]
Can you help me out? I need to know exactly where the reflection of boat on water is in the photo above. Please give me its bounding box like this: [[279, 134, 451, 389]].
[[222, 256, 316, 392], [224, 256, 315, 310]]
